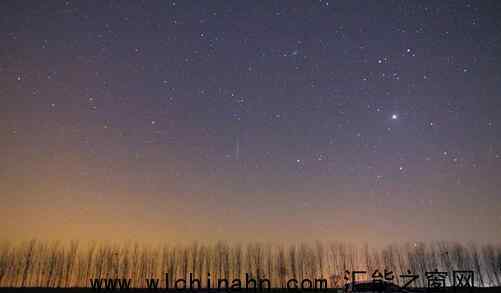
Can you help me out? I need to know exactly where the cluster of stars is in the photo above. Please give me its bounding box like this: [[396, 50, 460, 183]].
[[2, 0, 501, 244]]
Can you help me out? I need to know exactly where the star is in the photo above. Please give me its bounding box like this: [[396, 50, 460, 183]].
[[1, 0, 500, 253]]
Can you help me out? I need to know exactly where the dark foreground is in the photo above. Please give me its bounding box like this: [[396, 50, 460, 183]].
[[0, 288, 499, 293]]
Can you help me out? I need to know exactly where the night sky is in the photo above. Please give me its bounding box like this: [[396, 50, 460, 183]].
[[2, 0, 501, 246]]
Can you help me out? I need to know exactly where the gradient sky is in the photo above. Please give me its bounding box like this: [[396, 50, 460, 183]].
[[1, 0, 500, 247]]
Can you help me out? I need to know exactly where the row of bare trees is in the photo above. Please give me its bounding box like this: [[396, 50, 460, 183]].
[[0, 240, 500, 288]]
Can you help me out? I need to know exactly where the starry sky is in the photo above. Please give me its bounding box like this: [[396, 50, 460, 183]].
[[1, 0, 500, 246]]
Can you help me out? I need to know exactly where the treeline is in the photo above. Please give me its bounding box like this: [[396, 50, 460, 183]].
[[0, 240, 500, 288]]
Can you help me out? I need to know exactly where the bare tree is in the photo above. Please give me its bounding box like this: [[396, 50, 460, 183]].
[[482, 244, 500, 286], [276, 245, 287, 287], [315, 241, 324, 280], [20, 239, 36, 287], [0, 241, 12, 286], [232, 243, 242, 281], [287, 244, 297, 281]]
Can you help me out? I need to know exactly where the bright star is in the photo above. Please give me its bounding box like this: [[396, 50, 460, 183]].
[[391, 114, 398, 120]]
